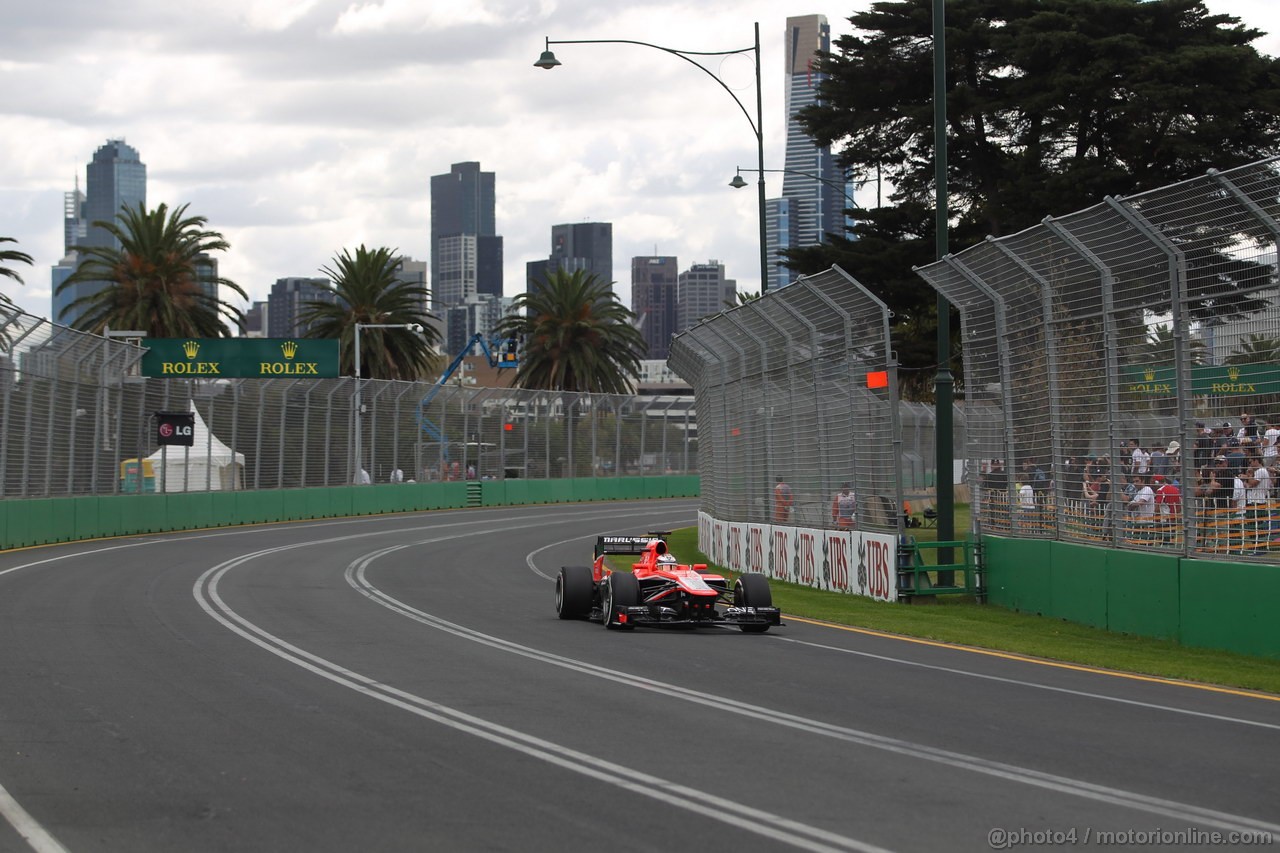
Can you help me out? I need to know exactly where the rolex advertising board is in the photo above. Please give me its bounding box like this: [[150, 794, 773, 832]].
[[141, 339, 341, 379]]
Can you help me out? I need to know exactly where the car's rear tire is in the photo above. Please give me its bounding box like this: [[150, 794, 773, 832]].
[[734, 572, 772, 633], [602, 572, 639, 630], [556, 566, 594, 620]]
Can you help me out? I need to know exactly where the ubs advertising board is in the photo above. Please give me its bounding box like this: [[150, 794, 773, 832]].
[[699, 511, 898, 602], [141, 339, 340, 379]]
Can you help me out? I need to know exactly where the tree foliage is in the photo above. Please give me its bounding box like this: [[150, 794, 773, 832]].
[[0, 237, 34, 313], [299, 245, 439, 381], [792, 0, 1280, 397], [56, 203, 247, 336], [496, 268, 644, 394]]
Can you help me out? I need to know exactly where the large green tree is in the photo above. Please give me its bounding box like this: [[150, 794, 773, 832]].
[[496, 268, 644, 393], [299, 245, 439, 380], [56, 202, 246, 336], [792, 0, 1280, 397], [0, 237, 34, 314]]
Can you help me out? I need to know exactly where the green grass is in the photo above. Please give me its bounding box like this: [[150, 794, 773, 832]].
[[664, 526, 1280, 696]]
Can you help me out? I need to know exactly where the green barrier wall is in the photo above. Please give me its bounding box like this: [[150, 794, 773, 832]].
[[983, 534, 1277, 659], [0, 476, 696, 550]]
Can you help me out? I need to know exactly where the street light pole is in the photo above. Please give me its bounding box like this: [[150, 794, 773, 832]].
[[535, 24, 769, 292], [352, 322, 423, 485], [933, 0, 956, 576]]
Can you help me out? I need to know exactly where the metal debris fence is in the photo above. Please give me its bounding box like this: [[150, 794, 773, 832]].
[[915, 156, 1280, 562], [0, 309, 697, 498], [668, 266, 905, 534]]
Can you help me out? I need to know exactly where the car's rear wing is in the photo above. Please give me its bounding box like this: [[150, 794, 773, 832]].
[[594, 532, 670, 559]]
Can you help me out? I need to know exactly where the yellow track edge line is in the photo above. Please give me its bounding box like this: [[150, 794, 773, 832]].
[[783, 614, 1280, 702]]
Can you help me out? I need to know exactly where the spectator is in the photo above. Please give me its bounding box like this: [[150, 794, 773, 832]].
[[1243, 451, 1272, 551], [1150, 444, 1169, 479], [1153, 475, 1181, 517], [1193, 422, 1214, 469], [773, 476, 794, 523], [1215, 422, 1235, 454], [1126, 439, 1150, 477], [1263, 422, 1279, 467], [355, 467, 371, 485], [1018, 480, 1035, 512], [1164, 440, 1181, 479], [830, 482, 856, 528], [390, 467, 404, 483], [1021, 458, 1048, 493], [1126, 474, 1155, 518], [1224, 439, 1247, 479], [466, 463, 477, 480], [1061, 457, 1080, 502], [1238, 411, 1258, 441]]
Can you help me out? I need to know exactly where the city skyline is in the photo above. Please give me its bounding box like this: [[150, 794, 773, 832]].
[[0, 0, 1275, 324]]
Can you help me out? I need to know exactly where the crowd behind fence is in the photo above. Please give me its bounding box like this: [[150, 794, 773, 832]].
[[916, 156, 1280, 562], [669, 267, 909, 534]]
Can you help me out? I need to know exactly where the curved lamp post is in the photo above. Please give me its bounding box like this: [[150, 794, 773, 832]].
[[353, 322, 423, 484], [535, 26, 769, 292], [731, 166, 860, 287]]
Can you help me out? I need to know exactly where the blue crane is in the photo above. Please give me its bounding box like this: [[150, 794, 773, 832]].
[[417, 333, 519, 454]]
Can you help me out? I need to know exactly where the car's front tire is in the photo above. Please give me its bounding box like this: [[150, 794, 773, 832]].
[[602, 572, 639, 630], [734, 572, 773, 633], [556, 566, 594, 620]]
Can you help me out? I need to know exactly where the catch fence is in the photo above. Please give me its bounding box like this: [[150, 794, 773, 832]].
[[669, 266, 905, 533], [0, 309, 696, 498], [915, 156, 1280, 561]]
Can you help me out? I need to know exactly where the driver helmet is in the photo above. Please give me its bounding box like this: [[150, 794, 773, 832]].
[[656, 553, 678, 565]]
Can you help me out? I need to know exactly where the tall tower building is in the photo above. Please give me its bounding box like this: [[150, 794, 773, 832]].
[[53, 139, 147, 326], [64, 177, 86, 254], [267, 277, 334, 338], [430, 162, 503, 310], [631, 256, 678, 360], [678, 260, 736, 334], [765, 15, 848, 291], [549, 223, 613, 283]]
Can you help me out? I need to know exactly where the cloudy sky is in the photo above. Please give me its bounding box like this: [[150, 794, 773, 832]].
[[1, 0, 1276, 323]]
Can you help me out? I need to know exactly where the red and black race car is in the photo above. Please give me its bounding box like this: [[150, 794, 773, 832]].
[[555, 532, 781, 632]]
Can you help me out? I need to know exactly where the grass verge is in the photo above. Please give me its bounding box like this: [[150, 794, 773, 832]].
[[664, 527, 1280, 696]]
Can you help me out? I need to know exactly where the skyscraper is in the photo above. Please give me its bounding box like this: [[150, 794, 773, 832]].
[[267, 277, 334, 338], [53, 139, 146, 326], [549, 223, 613, 283], [766, 15, 848, 291], [430, 162, 503, 311], [631, 256, 679, 360], [677, 260, 736, 333]]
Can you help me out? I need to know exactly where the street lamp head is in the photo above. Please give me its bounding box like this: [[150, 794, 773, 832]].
[[728, 173, 749, 189], [534, 49, 561, 69]]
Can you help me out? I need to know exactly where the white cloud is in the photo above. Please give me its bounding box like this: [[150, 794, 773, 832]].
[[1, 0, 1277, 323]]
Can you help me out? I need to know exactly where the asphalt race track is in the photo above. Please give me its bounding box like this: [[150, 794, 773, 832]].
[[1, 499, 1278, 852]]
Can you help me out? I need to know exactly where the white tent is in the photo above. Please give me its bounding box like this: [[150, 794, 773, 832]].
[[147, 406, 245, 492]]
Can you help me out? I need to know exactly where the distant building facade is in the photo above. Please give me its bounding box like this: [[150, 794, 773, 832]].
[[550, 223, 613, 283], [677, 260, 736, 333], [430, 162, 502, 309], [631, 256, 679, 360], [53, 139, 147, 326], [765, 15, 849, 291], [267, 277, 334, 338]]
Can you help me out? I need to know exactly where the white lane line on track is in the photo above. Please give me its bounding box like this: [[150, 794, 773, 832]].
[[0, 784, 68, 853], [0, 503, 694, 853], [343, 539, 1280, 838], [773, 636, 1280, 732], [195, 544, 889, 853]]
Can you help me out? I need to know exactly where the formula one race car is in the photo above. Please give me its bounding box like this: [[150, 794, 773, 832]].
[[555, 532, 781, 632]]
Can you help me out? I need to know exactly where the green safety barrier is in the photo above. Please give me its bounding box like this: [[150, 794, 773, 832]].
[[982, 535, 1278, 659]]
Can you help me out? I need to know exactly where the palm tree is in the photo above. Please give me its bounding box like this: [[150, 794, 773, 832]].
[[725, 290, 761, 309], [56, 202, 246, 336], [299, 245, 439, 380], [0, 237, 35, 313], [496, 268, 644, 393], [1225, 333, 1280, 366]]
